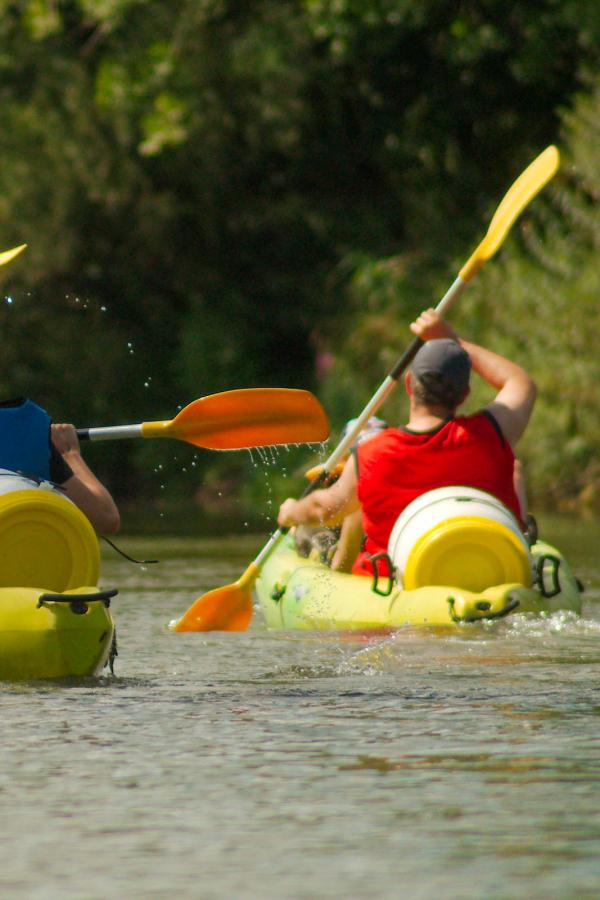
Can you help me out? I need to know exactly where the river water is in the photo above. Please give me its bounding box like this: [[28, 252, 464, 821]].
[[1, 516, 600, 899]]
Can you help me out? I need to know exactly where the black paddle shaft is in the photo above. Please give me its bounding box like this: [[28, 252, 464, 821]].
[[390, 335, 424, 380]]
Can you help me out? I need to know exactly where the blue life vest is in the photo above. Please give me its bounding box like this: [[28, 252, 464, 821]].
[[0, 398, 52, 480]]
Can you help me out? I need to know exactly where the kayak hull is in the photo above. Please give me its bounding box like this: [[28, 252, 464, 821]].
[[0, 474, 117, 680], [0, 586, 115, 680], [255, 537, 582, 630]]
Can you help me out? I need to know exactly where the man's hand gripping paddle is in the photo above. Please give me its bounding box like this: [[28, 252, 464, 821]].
[[173, 146, 560, 632]]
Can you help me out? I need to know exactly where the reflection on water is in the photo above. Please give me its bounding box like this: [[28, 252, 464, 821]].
[[1, 517, 600, 898]]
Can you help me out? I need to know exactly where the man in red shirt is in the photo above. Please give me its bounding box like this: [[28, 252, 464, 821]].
[[277, 308, 536, 575]]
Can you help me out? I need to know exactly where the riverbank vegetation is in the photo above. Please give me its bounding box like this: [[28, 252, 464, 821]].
[[0, 2, 598, 529]]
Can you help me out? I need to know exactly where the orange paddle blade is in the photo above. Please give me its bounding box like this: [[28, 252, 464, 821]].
[[174, 562, 259, 632], [142, 388, 329, 450], [173, 582, 253, 632]]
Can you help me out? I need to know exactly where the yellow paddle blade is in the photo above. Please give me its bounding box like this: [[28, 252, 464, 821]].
[[0, 244, 27, 267], [460, 146, 559, 282], [141, 388, 329, 450]]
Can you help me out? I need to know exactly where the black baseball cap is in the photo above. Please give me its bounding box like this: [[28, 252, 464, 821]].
[[410, 339, 471, 393]]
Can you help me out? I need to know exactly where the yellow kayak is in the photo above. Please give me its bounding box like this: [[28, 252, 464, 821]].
[[0, 586, 116, 680], [0, 471, 116, 679], [255, 536, 582, 630]]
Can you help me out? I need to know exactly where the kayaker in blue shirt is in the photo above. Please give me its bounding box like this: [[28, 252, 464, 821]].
[[0, 398, 120, 534]]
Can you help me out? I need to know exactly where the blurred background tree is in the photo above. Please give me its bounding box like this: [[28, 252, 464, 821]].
[[0, 0, 598, 526]]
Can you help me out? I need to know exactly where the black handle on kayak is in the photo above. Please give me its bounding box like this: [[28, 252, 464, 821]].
[[37, 588, 119, 609], [534, 554, 562, 599], [76, 429, 90, 441]]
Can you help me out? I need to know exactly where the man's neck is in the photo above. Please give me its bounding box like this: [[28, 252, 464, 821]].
[[405, 401, 456, 433]]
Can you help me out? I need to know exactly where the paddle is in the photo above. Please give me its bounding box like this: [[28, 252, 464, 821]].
[[173, 145, 560, 632], [76, 388, 329, 451], [0, 244, 27, 267]]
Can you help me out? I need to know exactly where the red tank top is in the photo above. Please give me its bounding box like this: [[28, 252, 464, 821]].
[[353, 412, 521, 576]]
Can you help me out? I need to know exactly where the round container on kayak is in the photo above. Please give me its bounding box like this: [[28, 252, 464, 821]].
[[387, 487, 531, 592], [0, 471, 99, 591]]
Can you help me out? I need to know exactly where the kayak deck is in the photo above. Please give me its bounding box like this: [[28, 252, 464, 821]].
[[255, 536, 582, 630]]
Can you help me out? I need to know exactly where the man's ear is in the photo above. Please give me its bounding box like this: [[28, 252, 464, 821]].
[[404, 371, 413, 396]]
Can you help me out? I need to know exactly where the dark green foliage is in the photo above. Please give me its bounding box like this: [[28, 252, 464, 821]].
[[0, 1, 598, 522], [466, 79, 600, 512]]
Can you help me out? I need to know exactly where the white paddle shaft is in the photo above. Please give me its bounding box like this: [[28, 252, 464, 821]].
[[78, 424, 144, 442], [253, 276, 467, 569]]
